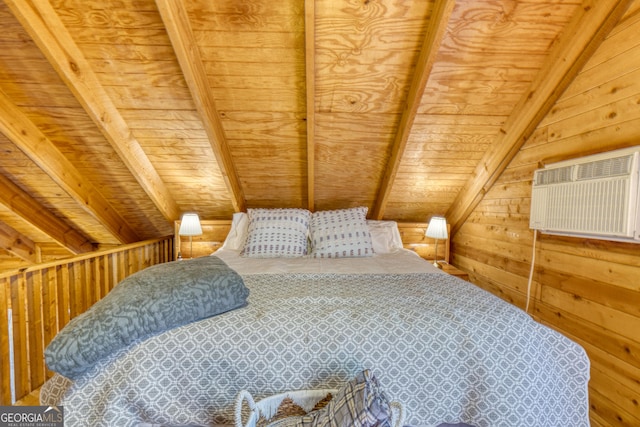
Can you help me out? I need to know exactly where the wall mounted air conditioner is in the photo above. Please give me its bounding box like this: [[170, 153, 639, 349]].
[[530, 146, 640, 243]]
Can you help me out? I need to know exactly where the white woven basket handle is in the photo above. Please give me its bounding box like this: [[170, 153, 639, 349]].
[[389, 401, 405, 427], [235, 390, 258, 427]]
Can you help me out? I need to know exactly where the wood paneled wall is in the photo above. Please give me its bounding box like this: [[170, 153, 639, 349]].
[[174, 220, 232, 259], [451, 9, 640, 427]]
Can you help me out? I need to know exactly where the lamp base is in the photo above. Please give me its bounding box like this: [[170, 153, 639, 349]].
[[432, 239, 441, 268]]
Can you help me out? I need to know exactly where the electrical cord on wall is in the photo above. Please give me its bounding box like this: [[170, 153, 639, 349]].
[[525, 229, 538, 314]]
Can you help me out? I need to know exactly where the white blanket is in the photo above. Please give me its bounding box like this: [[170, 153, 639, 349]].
[[41, 251, 589, 426]]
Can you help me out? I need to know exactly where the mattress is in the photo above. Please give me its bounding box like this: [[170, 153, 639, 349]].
[[41, 249, 590, 426]]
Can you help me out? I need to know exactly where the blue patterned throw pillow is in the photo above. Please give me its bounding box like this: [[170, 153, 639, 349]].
[[310, 207, 375, 258], [241, 208, 311, 258]]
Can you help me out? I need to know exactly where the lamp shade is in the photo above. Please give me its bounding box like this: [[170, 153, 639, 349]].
[[178, 213, 202, 236], [425, 216, 448, 240]]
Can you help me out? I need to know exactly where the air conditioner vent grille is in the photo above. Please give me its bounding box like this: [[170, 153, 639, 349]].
[[534, 166, 573, 186], [576, 155, 632, 181], [545, 179, 629, 235]]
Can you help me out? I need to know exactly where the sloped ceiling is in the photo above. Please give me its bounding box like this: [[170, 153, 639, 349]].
[[0, 0, 634, 272]]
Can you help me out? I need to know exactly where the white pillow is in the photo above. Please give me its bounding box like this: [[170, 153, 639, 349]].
[[221, 212, 249, 251], [222, 214, 402, 255], [367, 220, 403, 253], [310, 207, 374, 258], [241, 208, 311, 258]]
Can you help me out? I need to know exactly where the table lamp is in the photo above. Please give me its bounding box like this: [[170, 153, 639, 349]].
[[425, 216, 447, 268]]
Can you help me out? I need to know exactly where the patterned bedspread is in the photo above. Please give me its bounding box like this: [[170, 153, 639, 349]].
[[41, 272, 590, 426]]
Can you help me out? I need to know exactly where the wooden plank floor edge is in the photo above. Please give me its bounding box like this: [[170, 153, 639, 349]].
[[12, 386, 40, 406]]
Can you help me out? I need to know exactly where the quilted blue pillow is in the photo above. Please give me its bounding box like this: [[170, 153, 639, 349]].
[[45, 256, 249, 379]]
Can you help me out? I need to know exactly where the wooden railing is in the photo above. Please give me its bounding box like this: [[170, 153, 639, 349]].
[[0, 236, 174, 405]]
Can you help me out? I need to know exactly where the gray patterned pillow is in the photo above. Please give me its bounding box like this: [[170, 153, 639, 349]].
[[310, 207, 374, 258], [241, 208, 311, 258]]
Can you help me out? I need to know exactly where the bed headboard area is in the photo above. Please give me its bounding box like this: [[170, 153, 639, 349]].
[[173, 220, 232, 259], [173, 219, 450, 263]]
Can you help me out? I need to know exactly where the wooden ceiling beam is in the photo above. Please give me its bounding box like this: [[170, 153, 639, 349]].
[[305, 0, 316, 212], [371, 0, 456, 220], [155, 0, 246, 213], [0, 89, 139, 244], [0, 172, 94, 255], [5, 0, 181, 222], [446, 0, 633, 236], [0, 221, 38, 264]]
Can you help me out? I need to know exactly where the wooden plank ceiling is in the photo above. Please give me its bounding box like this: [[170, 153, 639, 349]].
[[0, 0, 631, 272]]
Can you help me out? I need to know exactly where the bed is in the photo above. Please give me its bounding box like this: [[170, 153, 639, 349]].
[[40, 208, 590, 427]]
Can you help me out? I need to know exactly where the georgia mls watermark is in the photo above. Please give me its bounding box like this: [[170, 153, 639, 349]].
[[0, 406, 63, 427]]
